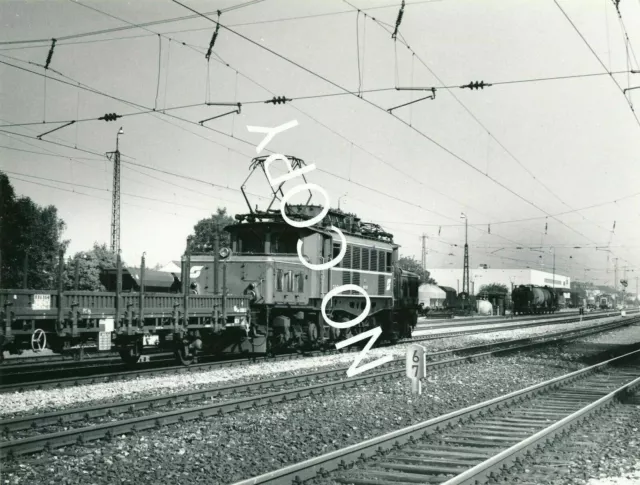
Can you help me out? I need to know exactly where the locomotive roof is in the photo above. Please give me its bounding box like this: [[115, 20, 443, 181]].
[[227, 205, 396, 244]]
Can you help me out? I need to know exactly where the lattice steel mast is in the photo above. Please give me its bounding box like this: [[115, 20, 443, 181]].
[[107, 127, 124, 254]]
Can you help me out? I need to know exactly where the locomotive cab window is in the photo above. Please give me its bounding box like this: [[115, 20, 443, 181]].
[[237, 230, 264, 254], [271, 230, 299, 254], [386, 252, 392, 272], [276, 269, 284, 291]]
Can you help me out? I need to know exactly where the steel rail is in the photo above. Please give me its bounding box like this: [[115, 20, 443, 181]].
[[1, 311, 635, 393], [3, 318, 629, 434], [227, 345, 640, 484], [0, 308, 621, 368], [1, 316, 637, 459], [439, 377, 640, 484]]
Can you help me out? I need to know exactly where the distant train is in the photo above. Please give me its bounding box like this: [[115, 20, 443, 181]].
[[599, 294, 614, 310], [512, 284, 558, 315]]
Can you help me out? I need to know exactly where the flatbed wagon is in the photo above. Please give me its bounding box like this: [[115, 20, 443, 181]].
[[0, 252, 256, 365]]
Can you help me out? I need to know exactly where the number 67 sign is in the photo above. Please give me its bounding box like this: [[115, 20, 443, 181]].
[[406, 343, 426, 395]]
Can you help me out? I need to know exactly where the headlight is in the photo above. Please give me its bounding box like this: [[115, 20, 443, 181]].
[[219, 247, 231, 259]]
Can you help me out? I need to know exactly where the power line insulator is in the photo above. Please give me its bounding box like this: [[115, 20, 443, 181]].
[[265, 96, 291, 105], [45, 39, 57, 70], [205, 12, 222, 61], [392, 0, 405, 40], [461, 80, 492, 90], [99, 113, 122, 122]]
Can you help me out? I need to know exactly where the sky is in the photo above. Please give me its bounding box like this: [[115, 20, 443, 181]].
[[1, 0, 640, 290]]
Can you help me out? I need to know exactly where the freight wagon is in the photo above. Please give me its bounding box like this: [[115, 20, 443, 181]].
[[0, 253, 252, 364], [512, 284, 558, 315]]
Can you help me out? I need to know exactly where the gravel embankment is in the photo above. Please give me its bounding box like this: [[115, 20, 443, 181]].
[[0, 316, 631, 419]]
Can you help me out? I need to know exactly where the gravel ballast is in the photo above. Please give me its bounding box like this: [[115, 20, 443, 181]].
[[2, 321, 638, 485], [0, 347, 610, 484], [0, 316, 628, 418]]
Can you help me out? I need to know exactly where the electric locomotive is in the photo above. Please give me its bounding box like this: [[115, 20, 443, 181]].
[[186, 204, 419, 353]]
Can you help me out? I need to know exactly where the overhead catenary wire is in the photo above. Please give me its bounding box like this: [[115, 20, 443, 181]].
[[2, 4, 596, 253], [6, 2, 640, 272], [170, 1, 606, 249], [0, 1, 436, 47], [554, 0, 640, 127], [351, 5, 632, 260]]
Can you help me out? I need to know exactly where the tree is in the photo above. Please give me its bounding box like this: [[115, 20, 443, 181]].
[[397, 255, 437, 284], [188, 208, 236, 253], [0, 172, 68, 289], [477, 283, 509, 296], [64, 243, 121, 291]]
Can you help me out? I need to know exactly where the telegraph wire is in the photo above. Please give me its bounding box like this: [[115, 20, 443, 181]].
[[6, 174, 201, 218], [4, 170, 234, 212], [0, 144, 103, 160]]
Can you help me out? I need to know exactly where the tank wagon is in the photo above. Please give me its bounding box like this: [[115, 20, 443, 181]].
[[512, 284, 558, 315], [186, 204, 420, 354]]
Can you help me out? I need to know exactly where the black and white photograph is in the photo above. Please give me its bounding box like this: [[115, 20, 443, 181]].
[[1, 1, 640, 484]]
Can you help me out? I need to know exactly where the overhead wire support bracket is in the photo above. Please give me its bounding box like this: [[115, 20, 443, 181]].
[[623, 86, 640, 94], [460, 81, 492, 90], [395, 87, 437, 91], [37, 120, 75, 140], [199, 103, 241, 125], [387, 88, 436, 113]]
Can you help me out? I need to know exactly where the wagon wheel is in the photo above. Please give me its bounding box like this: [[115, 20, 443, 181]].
[[175, 343, 196, 366], [31, 329, 47, 352], [119, 342, 141, 365]]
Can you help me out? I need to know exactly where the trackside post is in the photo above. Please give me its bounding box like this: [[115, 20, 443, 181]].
[[407, 343, 426, 395]]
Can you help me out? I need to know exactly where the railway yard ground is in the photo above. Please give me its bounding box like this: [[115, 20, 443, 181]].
[[1, 314, 639, 485]]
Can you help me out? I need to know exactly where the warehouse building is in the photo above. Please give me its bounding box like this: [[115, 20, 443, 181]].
[[429, 267, 571, 296]]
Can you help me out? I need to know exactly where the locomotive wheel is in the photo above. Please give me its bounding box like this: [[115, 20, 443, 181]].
[[31, 329, 47, 352], [307, 323, 318, 343]]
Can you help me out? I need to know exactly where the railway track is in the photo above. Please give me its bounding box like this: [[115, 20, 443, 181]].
[[1, 310, 636, 392], [1, 315, 638, 460], [0, 309, 620, 367], [230, 345, 640, 485]]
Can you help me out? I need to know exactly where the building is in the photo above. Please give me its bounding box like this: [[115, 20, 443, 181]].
[[429, 267, 571, 296], [418, 284, 447, 308], [157, 260, 181, 274]]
